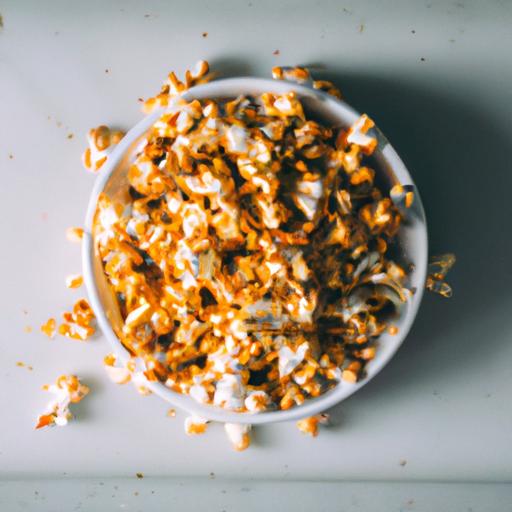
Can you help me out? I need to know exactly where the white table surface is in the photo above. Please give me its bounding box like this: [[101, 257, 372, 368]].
[[1, 0, 512, 509]]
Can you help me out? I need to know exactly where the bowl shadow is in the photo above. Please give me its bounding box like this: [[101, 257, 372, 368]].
[[313, 69, 512, 424]]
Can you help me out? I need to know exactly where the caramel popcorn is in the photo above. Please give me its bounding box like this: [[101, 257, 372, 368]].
[[58, 298, 95, 340], [224, 423, 251, 451], [66, 226, 84, 243], [426, 253, 456, 298], [65, 273, 83, 289], [91, 61, 413, 418], [35, 375, 89, 429], [40, 317, 57, 339], [82, 126, 125, 172], [184, 415, 209, 435], [296, 413, 329, 437]]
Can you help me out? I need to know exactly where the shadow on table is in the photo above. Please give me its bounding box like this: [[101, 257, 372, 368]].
[[309, 70, 512, 425]]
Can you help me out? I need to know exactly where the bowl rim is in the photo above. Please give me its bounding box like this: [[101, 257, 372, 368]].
[[82, 76, 428, 424]]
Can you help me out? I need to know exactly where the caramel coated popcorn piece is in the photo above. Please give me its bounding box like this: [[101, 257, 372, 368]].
[[59, 299, 95, 341], [296, 414, 329, 437], [35, 375, 89, 429], [184, 416, 209, 435], [224, 423, 251, 451], [426, 253, 456, 298], [65, 274, 83, 289], [82, 125, 125, 172], [40, 317, 57, 339], [66, 227, 84, 243]]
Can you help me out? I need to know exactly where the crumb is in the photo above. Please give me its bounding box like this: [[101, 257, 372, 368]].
[[56, 121, 62, 127], [388, 325, 398, 335], [209, 472, 215, 479], [202, 32, 208, 38], [167, 408, 176, 417], [138, 97, 144, 103], [136, 472, 144, 479], [24, 326, 33, 333], [342, 7, 352, 14], [8, 154, 13, 159], [0, 14, 3, 28], [151, 490, 155, 494], [105, 69, 109, 73], [411, 30, 416, 34], [450, 38, 456, 43], [359, 24, 364, 33], [420, 57, 426, 62], [23, 309, 28, 315], [399, 459, 407, 466], [67, 133, 74, 139], [273, 49, 280, 55], [144, 14, 150, 18], [134, 491, 139, 496], [17, 362, 33, 371]]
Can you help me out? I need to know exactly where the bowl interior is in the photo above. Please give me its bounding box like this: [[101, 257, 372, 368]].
[[83, 77, 428, 424]]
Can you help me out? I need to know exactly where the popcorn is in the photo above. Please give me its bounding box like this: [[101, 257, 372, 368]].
[[35, 375, 89, 429], [66, 226, 84, 243], [426, 253, 456, 298], [296, 413, 329, 437], [224, 423, 251, 451], [184, 415, 209, 435], [58, 299, 95, 341], [103, 353, 131, 384], [91, 60, 412, 417], [65, 274, 83, 289], [40, 317, 57, 339], [82, 126, 125, 173]]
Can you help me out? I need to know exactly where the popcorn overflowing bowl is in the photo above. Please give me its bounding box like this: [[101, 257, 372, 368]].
[[82, 73, 428, 425]]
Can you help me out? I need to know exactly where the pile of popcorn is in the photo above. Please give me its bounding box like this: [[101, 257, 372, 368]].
[[92, 63, 411, 417], [36, 61, 455, 451]]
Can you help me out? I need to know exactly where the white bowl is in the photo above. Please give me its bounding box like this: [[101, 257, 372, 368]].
[[82, 77, 428, 424]]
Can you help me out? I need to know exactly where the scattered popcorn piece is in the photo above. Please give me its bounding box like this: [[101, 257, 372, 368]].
[[65, 274, 83, 289], [40, 318, 57, 339], [272, 66, 312, 85], [66, 227, 84, 243], [296, 414, 329, 437], [426, 253, 456, 298], [224, 423, 251, 451], [59, 299, 95, 341], [184, 416, 209, 435], [82, 125, 125, 172], [103, 353, 131, 384], [35, 375, 89, 429], [167, 408, 176, 417]]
